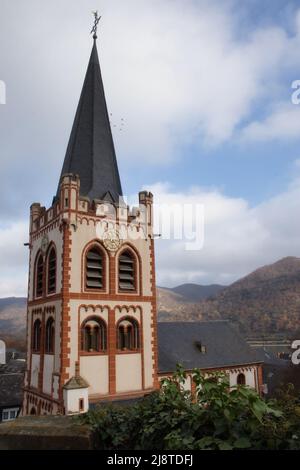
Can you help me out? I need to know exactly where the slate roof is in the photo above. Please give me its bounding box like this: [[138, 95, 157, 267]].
[[0, 359, 26, 375], [158, 321, 262, 373], [0, 373, 24, 408], [57, 39, 122, 203]]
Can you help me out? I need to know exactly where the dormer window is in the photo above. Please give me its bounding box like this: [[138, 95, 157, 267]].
[[195, 341, 206, 354]]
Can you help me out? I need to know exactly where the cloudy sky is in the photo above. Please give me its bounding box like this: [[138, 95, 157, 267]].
[[1, 0, 300, 296]]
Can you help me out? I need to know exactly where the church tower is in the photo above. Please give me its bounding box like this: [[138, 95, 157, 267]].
[[22, 30, 159, 415]]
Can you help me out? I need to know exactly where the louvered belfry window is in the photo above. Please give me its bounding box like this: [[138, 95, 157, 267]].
[[119, 250, 135, 291], [86, 247, 103, 289], [36, 255, 44, 297], [47, 248, 56, 294]]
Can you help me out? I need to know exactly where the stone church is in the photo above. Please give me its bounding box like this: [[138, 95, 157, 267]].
[[22, 31, 263, 416]]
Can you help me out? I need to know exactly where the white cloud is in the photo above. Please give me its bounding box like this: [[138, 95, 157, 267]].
[[241, 103, 300, 142], [108, 2, 296, 156], [146, 170, 300, 286], [0, 221, 29, 297], [2, 0, 300, 169]]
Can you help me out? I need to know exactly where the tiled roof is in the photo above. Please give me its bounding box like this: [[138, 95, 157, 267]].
[[158, 321, 262, 373], [0, 373, 24, 408]]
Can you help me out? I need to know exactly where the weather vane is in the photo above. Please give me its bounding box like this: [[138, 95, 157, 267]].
[[91, 11, 101, 39]]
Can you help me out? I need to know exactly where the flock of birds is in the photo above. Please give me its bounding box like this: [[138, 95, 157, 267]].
[[109, 113, 125, 132]]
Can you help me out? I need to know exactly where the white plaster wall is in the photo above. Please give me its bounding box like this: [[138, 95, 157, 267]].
[[116, 354, 142, 393], [63, 387, 89, 414], [30, 354, 40, 388], [53, 301, 62, 372], [70, 300, 153, 314], [68, 301, 79, 379], [141, 304, 155, 389], [43, 354, 54, 395], [183, 375, 192, 392], [80, 355, 109, 395], [160, 367, 259, 394], [53, 375, 60, 400]]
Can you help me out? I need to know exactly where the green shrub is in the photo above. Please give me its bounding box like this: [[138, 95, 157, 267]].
[[79, 365, 300, 450]]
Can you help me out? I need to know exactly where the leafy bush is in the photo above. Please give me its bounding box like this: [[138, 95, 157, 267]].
[[79, 365, 300, 450]]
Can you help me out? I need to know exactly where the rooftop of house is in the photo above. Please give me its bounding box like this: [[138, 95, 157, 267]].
[[157, 320, 263, 373], [0, 358, 26, 375], [0, 360, 25, 408]]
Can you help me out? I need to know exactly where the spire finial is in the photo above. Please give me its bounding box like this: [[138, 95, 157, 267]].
[[90, 11, 101, 40]]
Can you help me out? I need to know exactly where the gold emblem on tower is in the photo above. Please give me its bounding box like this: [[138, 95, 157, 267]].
[[41, 234, 49, 254], [103, 229, 121, 252]]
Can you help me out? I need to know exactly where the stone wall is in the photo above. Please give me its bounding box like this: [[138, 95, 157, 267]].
[[0, 415, 93, 450]]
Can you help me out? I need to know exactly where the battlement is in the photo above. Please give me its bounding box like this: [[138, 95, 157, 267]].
[[29, 174, 154, 238]]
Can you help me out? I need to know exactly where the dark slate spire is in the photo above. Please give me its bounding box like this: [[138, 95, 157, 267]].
[[57, 38, 122, 202]]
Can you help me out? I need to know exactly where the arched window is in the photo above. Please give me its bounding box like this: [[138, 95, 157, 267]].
[[81, 317, 107, 353], [45, 317, 55, 354], [117, 317, 140, 351], [32, 319, 42, 352], [35, 254, 44, 298], [85, 247, 104, 289], [47, 247, 56, 294], [237, 373, 246, 386], [118, 250, 135, 291]]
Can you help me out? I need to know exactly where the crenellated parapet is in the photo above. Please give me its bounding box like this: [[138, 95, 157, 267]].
[[29, 174, 155, 241]]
